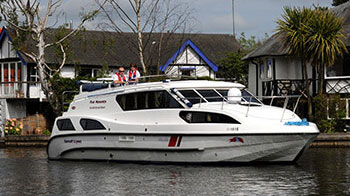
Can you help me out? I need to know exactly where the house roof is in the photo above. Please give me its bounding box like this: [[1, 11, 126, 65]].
[[160, 39, 219, 72], [243, 1, 350, 60], [2, 27, 240, 70]]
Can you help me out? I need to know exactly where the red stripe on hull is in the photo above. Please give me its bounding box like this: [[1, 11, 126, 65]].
[[168, 136, 178, 147]]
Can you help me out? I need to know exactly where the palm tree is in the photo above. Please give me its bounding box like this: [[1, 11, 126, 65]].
[[276, 7, 314, 118], [306, 9, 348, 94]]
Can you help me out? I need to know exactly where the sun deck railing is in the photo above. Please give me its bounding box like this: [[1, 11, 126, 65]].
[[189, 95, 303, 122]]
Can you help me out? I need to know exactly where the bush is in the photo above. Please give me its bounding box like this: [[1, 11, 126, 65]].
[[313, 94, 346, 133], [42, 129, 51, 136]]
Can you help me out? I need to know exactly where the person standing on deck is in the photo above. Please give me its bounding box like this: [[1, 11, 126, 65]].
[[113, 67, 128, 85], [127, 63, 141, 83]]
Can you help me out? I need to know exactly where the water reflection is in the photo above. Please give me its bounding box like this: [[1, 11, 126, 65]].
[[0, 148, 349, 196]]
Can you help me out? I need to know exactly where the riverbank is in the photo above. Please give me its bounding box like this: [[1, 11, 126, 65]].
[[0, 133, 350, 148], [311, 133, 350, 147], [0, 135, 49, 147]]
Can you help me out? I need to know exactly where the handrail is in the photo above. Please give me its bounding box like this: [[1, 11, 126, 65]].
[[176, 94, 302, 121], [280, 96, 289, 122], [246, 96, 252, 117]]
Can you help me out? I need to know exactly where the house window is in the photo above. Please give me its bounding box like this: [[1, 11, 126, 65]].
[[181, 69, 192, 76], [327, 55, 350, 77], [260, 63, 264, 79], [266, 59, 272, 79], [4, 63, 8, 82]]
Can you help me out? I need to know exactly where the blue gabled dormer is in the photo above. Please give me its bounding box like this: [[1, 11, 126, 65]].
[[160, 39, 218, 79]]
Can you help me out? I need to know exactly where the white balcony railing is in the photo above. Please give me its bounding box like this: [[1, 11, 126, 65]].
[[0, 81, 45, 99]]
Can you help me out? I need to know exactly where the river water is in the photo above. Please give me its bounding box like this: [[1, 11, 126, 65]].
[[0, 148, 349, 196]]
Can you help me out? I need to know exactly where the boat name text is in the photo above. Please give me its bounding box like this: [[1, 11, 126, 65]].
[[90, 100, 107, 104], [64, 139, 82, 144]]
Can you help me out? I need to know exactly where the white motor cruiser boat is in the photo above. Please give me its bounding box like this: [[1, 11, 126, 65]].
[[47, 80, 319, 163]]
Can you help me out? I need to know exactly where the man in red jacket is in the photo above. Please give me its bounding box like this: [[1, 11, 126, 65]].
[[113, 67, 128, 85]]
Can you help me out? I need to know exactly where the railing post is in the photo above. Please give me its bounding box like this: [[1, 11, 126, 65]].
[[246, 96, 252, 117], [270, 96, 275, 106], [293, 95, 302, 115], [280, 96, 289, 122], [221, 97, 224, 110], [346, 98, 349, 119]]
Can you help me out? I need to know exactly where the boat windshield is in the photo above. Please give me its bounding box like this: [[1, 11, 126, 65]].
[[178, 88, 262, 105]]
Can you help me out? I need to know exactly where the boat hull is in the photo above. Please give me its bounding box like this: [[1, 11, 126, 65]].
[[47, 132, 318, 163]]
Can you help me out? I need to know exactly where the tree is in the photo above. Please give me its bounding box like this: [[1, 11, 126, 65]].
[[219, 33, 267, 84], [276, 6, 348, 118], [306, 8, 348, 94], [95, 0, 192, 75], [218, 52, 246, 84], [238, 32, 269, 55], [0, 0, 98, 115], [276, 7, 314, 118], [332, 0, 349, 6]]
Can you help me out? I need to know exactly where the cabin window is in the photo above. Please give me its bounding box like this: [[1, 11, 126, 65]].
[[116, 90, 183, 111], [180, 111, 240, 124], [56, 119, 75, 131], [216, 89, 261, 104], [241, 90, 261, 103], [196, 90, 223, 102], [80, 119, 106, 130], [178, 90, 201, 104]]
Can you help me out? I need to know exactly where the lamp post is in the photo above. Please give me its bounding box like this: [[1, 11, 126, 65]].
[[232, 0, 235, 37]]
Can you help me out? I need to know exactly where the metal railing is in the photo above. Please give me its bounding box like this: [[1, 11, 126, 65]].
[[189, 94, 303, 122], [262, 79, 313, 96]]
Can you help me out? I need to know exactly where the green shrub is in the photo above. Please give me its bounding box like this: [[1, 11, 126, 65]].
[[42, 129, 51, 136], [314, 94, 346, 133]]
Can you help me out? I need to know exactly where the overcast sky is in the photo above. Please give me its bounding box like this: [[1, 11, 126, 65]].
[[190, 0, 333, 38], [10, 0, 333, 40]]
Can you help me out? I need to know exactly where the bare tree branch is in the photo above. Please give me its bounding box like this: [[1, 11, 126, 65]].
[[54, 43, 67, 75]]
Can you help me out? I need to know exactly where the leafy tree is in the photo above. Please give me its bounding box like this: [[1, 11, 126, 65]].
[[218, 52, 246, 84], [332, 0, 349, 6], [306, 8, 348, 94], [218, 33, 267, 84], [238, 32, 269, 55], [276, 7, 314, 118], [276, 6, 348, 118]]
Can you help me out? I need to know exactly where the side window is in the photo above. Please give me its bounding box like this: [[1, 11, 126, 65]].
[[179, 90, 201, 104], [80, 119, 106, 130], [116, 90, 183, 111], [179, 111, 240, 124], [56, 119, 75, 131], [196, 90, 223, 102]]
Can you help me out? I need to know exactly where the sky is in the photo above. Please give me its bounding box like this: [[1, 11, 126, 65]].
[[3, 0, 334, 39], [190, 0, 333, 38]]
